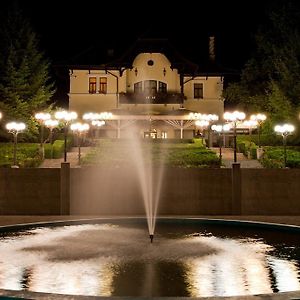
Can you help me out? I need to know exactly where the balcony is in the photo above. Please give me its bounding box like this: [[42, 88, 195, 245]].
[[119, 92, 184, 104]]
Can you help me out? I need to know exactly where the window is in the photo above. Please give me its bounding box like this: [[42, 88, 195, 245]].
[[161, 131, 167, 139], [194, 83, 203, 99], [99, 77, 107, 94], [89, 77, 97, 94], [144, 80, 157, 96], [158, 81, 167, 93], [134, 81, 143, 93]]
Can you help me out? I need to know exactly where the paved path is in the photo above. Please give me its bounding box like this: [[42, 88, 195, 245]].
[[211, 147, 263, 168], [39, 147, 91, 168]]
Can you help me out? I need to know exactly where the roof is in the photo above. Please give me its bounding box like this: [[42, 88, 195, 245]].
[[62, 38, 238, 77]]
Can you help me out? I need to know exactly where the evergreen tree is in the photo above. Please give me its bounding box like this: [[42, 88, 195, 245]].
[[0, 4, 55, 140]]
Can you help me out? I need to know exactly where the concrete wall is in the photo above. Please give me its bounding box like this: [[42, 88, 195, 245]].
[[1, 167, 300, 216], [70, 167, 232, 215], [0, 169, 60, 215], [241, 169, 300, 215]]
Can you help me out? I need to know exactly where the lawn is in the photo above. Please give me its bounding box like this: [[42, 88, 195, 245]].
[[82, 138, 220, 168]]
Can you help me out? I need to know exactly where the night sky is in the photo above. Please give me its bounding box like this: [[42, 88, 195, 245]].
[[12, 0, 277, 69], [0, 0, 289, 106]]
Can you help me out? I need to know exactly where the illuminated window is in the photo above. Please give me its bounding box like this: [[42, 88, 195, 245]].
[[134, 81, 143, 93], [158, 81, 167, 93], [194, 83, 203, 99], [144, 80, 157, 96], [99, 77, 107, 94], [89, 77, 97, 94], [161, 131, 167, 139]]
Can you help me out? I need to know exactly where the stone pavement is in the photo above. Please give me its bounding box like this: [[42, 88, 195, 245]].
[[211, 147, 263, 168], [39, 146, 91, 168]]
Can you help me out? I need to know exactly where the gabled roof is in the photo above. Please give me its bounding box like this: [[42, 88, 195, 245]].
[[64, 38, 238, 76]]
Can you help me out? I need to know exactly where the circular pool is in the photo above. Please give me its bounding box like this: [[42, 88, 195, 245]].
[[0, 218, 299, 298]]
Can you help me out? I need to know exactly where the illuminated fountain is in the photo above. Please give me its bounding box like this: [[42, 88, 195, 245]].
[[126, 125, 165, 242], [0, 219, 299, 298]]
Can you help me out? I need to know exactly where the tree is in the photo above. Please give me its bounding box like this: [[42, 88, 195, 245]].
[[223, 1, 300, 127], [0, 4, 55, 140]]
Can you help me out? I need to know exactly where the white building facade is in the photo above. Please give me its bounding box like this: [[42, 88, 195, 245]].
[[68, 39, 226, 139]]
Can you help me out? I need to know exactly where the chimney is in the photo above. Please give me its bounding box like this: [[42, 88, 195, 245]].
[[209, 36, 216, 62]]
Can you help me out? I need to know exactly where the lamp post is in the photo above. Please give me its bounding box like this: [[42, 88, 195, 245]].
[[54, 111, 78, 162], [6, 122, 26, 167], [211, 124, 231, 166], [195, 120, 209, 146], [250, 113, 267, 148], [70, 122, 90, 164], [44, 119, 59, 158], [35, 112, 51, 159], [201, 114, 219, 147], [224, 111, 246, 163], [274, 124, 295, 168]]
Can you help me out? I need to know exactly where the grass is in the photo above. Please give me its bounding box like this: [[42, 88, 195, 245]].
[[82, 138, 220, 168]]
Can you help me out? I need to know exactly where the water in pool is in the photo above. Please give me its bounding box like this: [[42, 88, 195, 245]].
[[0, 220, 299, 297]]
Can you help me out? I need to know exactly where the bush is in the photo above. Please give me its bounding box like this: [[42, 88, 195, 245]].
[[0, 143, 42, 167], [237, 134, 283, 146], [260, 147, 300, 168], [44, 140, 65, 159]]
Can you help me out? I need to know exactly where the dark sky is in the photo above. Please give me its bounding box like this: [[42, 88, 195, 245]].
[[1, 0, 289, 106], [12, 0, 279, 70]]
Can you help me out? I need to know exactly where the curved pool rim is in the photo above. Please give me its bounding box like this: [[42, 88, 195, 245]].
[[0, 216, 300, 300], [1, 216, 300, 233]]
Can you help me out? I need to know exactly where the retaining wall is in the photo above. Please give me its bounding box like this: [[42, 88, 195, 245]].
[[0, 166, 300, 215]]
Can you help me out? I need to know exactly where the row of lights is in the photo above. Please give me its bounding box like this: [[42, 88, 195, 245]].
[[0, 110, 111, 166], [0, 110, 297, 166]]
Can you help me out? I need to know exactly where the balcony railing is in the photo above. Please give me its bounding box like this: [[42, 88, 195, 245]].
[[119, 92, 184, 104]]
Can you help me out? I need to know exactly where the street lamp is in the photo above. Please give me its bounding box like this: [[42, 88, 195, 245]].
[[70, 122, 90, 164], [6, 122, 26, 167], [195, 120, 209, 146], [274, 123, 295, 168], [224, 111, 246, 163], [35, 112, 51, 159], [44, 119, 59, 158], [211, 124, 231, 166], [250, 113, 267, 148], [54, 110, 78, 162], [201, 114, 219, 147]]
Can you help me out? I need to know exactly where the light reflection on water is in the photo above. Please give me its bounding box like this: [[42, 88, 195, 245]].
[[0, 223, 299, 297]]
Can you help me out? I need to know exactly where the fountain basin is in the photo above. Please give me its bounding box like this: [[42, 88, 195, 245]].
[[0, 217, 299, 299]]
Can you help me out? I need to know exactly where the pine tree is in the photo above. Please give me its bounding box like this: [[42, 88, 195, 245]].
[[0, 4, 55, 140]]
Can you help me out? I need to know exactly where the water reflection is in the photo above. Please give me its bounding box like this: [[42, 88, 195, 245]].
[[0, 224, 298, 297]]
